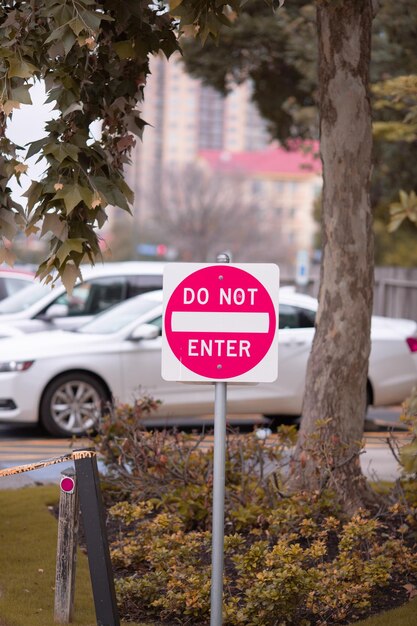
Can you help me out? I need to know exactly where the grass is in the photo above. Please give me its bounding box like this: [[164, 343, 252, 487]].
[[355, 597, 417, 625], [0, 485, 144, 626], [1, 485, 417, 626]]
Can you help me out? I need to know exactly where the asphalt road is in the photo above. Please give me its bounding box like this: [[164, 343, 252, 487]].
[[0, 404, 406, 441], [0, 405, 409, 489]]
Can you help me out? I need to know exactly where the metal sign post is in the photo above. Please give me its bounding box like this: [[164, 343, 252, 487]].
[[210, 252, 230, 626], [210, 380, 227, 626]]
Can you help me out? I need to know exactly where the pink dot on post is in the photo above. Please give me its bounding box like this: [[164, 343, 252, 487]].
[[60, 476, 75, 493]]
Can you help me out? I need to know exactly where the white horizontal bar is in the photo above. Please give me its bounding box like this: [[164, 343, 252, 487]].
[[171, 311, 270, 333]]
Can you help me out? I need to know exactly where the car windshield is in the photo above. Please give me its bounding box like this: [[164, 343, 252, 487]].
[[77, 294, 161, 334], [0, 282, 52, 314]]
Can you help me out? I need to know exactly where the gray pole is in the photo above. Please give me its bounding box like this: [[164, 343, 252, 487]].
[[210, 252, 230, 626], [210, 381, 227, 626]]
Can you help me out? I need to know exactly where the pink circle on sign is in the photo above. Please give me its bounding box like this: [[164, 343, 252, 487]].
[[60, 476, 75, 493], [164, 265, 276, 379]]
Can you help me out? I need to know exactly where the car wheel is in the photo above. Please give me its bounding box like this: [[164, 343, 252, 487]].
[[40, 372, 109, 437]]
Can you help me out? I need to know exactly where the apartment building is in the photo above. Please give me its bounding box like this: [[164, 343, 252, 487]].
[[198, 147, 322, 254], [125, 53, 270, 216], [123, 53, 322, 259]]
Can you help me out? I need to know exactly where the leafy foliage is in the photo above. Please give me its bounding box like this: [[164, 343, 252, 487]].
[[397, 388, 417, 476], [182, 0, 318, 142], [0, 0, 176, 283], [372, 76, 417, 234], [371, 6, 417, 240], [113, 509, 409, 625], [373, 76, 417, 144], [388, 190, 417, 232], [90, 401, 417, 625], [91, 396, 295, 530], [0, 0, 247, 285]]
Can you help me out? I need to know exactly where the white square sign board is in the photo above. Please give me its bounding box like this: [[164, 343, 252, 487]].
[[161, 262, 279, 383]]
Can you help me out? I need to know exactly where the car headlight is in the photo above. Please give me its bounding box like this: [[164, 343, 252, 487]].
[[0, 361, 34, 372]]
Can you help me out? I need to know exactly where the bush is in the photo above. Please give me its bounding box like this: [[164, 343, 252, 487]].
[[93, 397, 295, 531], [398, 386, 417, 476], [90, 400, 417, 625]]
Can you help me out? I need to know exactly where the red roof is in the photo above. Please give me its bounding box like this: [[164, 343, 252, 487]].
[[198, 142, 321, 177]]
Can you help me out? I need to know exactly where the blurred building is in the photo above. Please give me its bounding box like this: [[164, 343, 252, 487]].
[[124, 53, 322, 260], [125, 53, 270, 218], [198, 147, 322, 254]]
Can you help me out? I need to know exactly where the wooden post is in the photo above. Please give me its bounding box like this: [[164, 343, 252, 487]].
[[54, 468, 79, 624]]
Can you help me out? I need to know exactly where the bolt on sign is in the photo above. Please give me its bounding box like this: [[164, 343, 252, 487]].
[[162, 263, 279, 383]]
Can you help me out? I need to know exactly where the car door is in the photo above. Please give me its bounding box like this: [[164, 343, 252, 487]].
[[276, 304, 315, 412], [39, 277, 130, 330], [228, 303, 315, 415], [119, 315, 215, 417]]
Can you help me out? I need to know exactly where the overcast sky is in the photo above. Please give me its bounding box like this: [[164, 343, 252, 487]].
[[7, 81, 102, 206], [6, 81, 56, 203]]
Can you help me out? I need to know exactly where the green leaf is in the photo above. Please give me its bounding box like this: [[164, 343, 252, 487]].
[[115, 178, 134, 205], [81, 10, 102, 31], [60, 262, 82, 295], [11, 84, 32, 105], [0, 245, 16, 266], [387, 216, 405, 233], [69, 17, 86, 36], [40, 213, 68, 241], [56, 238, 86, 265], [44, 27, 65, 45], [96, 208, 108, 228], [400, 441, 417, 474], [63, 29, 77, 56], [399, 189, 409, 206], [0, 209, 19, 240], [170, 0, 184, 11], [61, 186, 84, 214], [78, 186, 94, 207], [7, 58, 38, 79], [25, 138, 49, 160], [160, 33, 180, 59], [62, 102, 83, 117], [46, 143, 80, 164], [23, 181, 44, 211], [113, 40, 135, 60], [90, 176, 131, 212]]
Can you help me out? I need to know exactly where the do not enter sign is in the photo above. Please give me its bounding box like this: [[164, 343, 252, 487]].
[[162, 263, 279, 382]]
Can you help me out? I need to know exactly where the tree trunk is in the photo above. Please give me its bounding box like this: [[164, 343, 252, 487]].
[[291, 0, 378, 512]]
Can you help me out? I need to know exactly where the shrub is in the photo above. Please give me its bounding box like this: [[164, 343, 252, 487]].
[[89, 400, 417, 625], [93, 397, 294, 531], [398, 386, 417, 476], [110, 504, 415, 625]]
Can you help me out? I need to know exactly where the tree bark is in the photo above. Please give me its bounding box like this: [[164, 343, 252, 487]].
[[291, 0, 378, 512]]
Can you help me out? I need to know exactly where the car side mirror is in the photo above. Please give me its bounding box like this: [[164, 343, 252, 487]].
[[42, 303, 70, 320], [129, 323, 160, 341]]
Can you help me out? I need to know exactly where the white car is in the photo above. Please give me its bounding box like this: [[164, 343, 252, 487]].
[[0, 261, 164, 336], [0, 267, 35, 300], [0, 289, 416, 437]]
